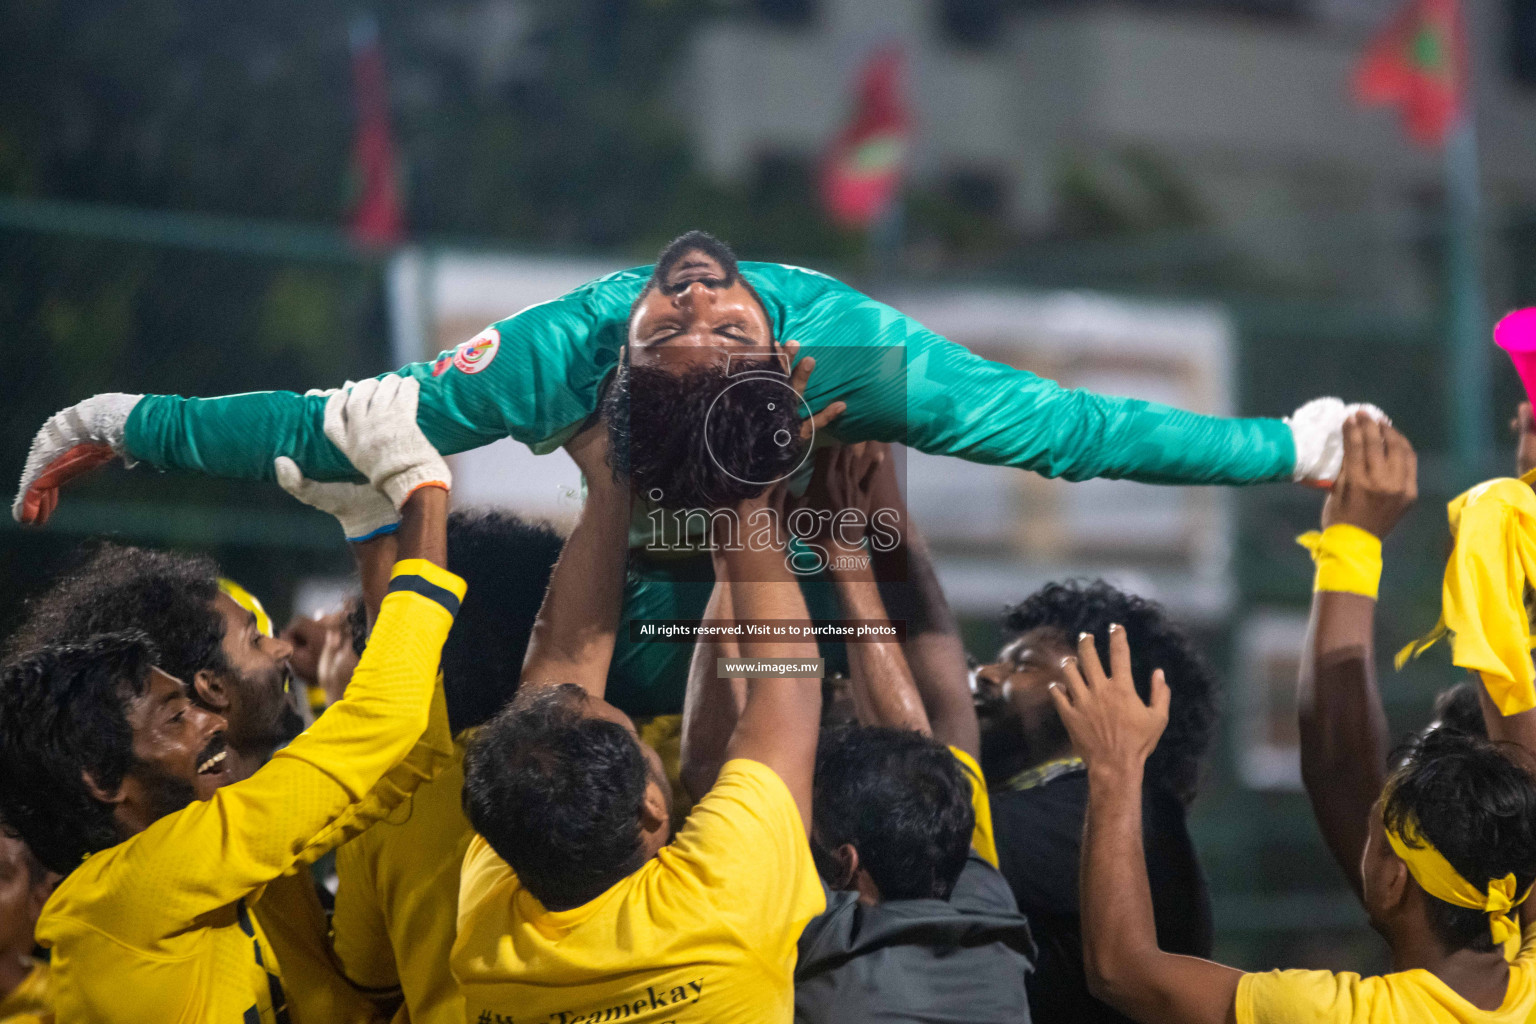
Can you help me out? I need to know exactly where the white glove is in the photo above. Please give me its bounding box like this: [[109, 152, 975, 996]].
[[1287, 397, 1390, 484], [13, 393, 143, 525], [322, 375, 450, 508], [274, 456, 399, 542]]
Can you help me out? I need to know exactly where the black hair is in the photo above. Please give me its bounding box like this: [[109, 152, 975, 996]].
[[1002, 580, 1218, 805], [345, 594, 368, 659], [4, 544, 227, 691], [441, 509, 565, 733], [604, 359, 805, 510], [462, 685, 649, 910], [1382, 728, 1536, 954], [0, 632, 158, 875], [1428, 681, 1487, 739], [631, 230, 764, 315], [812, 725, 975, 901]]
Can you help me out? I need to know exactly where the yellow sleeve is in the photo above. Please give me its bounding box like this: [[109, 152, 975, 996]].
[[293, 674, 458, 867], [457, 834, 511, 931], [1236, 969, 1371, 1024], [948, 747, 998, 868], [663, 759, 826, 948], [253, 871, 390, 1024], [332, 836, 402, 996], [82, 559, 464, 945]]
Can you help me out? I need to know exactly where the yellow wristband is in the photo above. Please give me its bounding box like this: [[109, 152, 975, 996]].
[[1296, 524, 1382, 599]]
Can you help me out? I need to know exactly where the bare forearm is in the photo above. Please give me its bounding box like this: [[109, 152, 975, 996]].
[[1082, 764, 1160, 1000], [1297, 591, 1387, 896], [396, 487, 448, 569], [720, 542, 821, 825], [1082, 765, 1242, 1024], [351, 533, 400, 627], [680, 577, 747, 801], [878, 526, 978, 757], [522, 483, 630, 694], [832, 564, 930, 734], [723, 547, 819, 661]]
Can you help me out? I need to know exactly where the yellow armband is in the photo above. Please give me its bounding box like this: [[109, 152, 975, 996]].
[[1296, 524, 1382, 599]]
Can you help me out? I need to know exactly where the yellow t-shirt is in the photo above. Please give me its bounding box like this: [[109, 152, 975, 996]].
[[259, 679, 460, 1024], [0, 959, 50, 1024], [452, 757, 826, 1024], [1237, 924, 1536, 1024], [950, 746, 998, 868], [35, 560, 464, 1024], [332, 739, 473, 1024]]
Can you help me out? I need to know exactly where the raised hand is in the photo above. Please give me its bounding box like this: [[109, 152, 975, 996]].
[[784, 339, 846, 442], [1321, 411, 1417, 540], [1048, 625, 1170, 777], [787, 442, 886, 551], [274, 456, 399, 542], [1287, 397, 1391, 486], [322, 375, 451, 507], [564, 417, 616, 491]]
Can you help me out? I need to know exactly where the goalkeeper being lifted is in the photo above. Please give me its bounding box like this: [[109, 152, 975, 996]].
[[14, 230, 1379, 713]]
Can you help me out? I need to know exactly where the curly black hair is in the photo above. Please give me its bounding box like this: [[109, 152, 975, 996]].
[[1383, 727, 1536, 954], [604, 358, 805, 510], [813, 725, 976, 900], [1002, 580, 1218, 805], [0, 632, 157, 875], [3, 543, 226, 688], [462, 685, 649, 911]]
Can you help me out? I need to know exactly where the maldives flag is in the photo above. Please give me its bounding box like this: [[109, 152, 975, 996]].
[[1352, 0, 1467, 147], [348, 17, 405, 246], [820, 48, 911, 228]]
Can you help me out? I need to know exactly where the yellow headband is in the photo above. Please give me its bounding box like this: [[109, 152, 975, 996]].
[[1384, 813, 1531, 952], [217, 578, 273, 639]]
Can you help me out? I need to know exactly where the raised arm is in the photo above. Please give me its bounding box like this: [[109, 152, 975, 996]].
[[1297, 414, 1415, 899], [518, 422, 630, 701], [11, 271, 645, 524], [679, 575, 748, 803], [718, 489, 824, 829], [799, 444, 931, 734], [1053, 627, 1242, 1024], [97, 380, 463, 934], [764, 267, 1304, 486], [859, 445, 979, 756]]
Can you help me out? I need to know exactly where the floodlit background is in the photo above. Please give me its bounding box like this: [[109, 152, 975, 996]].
[[5, 0, 1536, 973]]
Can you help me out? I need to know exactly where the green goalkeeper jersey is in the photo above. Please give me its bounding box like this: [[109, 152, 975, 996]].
[[122, 260, 1292, 715], [124, 261, 1294, 485]]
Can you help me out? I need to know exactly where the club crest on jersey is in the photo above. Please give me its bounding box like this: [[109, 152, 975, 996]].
[[451, 329, 501, 375]]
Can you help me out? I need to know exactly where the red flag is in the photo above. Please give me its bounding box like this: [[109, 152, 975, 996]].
[[348, 18, 405, 246], [1352, 0, 1467, 147], [820, 48, 911, 229]]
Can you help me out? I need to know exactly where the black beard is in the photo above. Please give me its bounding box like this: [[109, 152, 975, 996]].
[[222, 667, 298, 754], [131, 760, 199, 823]]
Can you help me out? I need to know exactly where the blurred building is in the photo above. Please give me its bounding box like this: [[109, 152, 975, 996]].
[[683, 0, 1536, 305]]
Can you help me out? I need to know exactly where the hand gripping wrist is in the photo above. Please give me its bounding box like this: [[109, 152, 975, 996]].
[[1287, 398, 1389, 484], [321, 376, 451, 509]]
